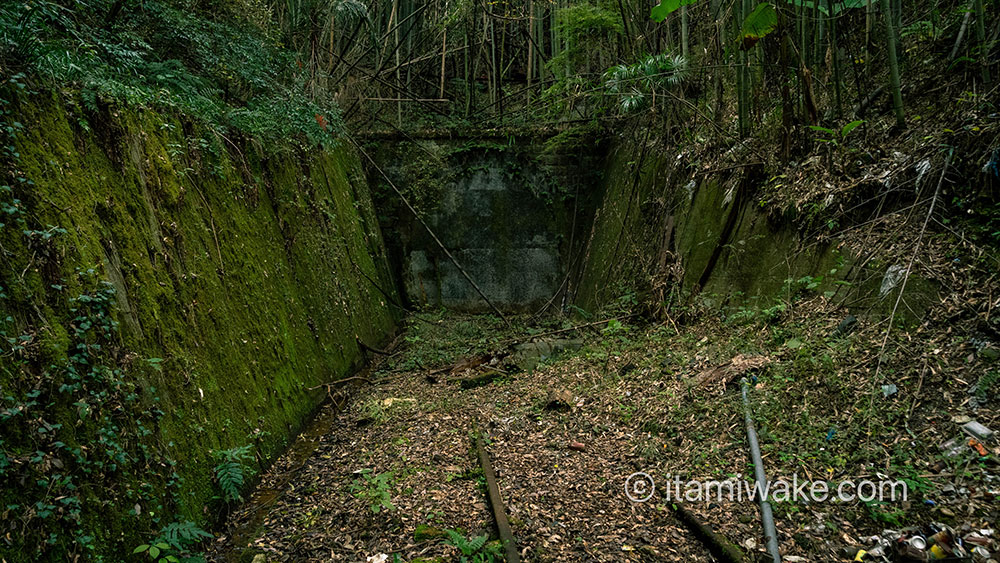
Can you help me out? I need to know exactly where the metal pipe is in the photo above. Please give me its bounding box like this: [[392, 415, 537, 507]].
[[741, 378, 781, 563]]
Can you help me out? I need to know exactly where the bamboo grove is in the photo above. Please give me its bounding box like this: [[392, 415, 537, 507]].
[[270, 0, 995, 141]]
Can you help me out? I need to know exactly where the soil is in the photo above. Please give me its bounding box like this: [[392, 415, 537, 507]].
[[207, 304, 1000, 563]]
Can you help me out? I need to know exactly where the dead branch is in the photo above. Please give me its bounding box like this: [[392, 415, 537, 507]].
[[308, 375, 372, 391]]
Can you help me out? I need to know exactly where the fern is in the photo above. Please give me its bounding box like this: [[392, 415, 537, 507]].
[[213, 446, 254, 502], [131, 520, 212, 563], [159, 520, 213, 550], [444, 529, 501, 562], [332, 0, 369, 23], [602, 53, 688, 114], [466, 535, 488, 554], [215, 461, 244, 501]]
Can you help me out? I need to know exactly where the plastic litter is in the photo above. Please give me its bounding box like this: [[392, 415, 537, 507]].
[[880, 265, 906, 297], [961, 421, 995, 442], [940, 436, 970, 458], [940, 425, 992, 459], [850, 523, 995, 562], [832, 315, 858, 338], [969, 438, 989, 456]]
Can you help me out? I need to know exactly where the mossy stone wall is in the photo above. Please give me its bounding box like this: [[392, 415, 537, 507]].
[[575, 139, 847, 312], [0, 90, 398, 559], [575, 137, 939, 320]]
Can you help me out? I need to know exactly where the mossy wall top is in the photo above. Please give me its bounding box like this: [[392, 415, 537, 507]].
[[0, 90, 398, 559]]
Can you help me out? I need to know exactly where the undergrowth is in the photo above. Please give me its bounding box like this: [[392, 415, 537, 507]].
[[213, 446, 255, 503], [1, 0, 341, 146], [443, 528, 504, 563], [377, 310, 548, 374], [350, 469, 396, 514]]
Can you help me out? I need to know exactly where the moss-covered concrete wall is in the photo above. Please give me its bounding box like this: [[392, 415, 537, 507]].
[[574, 137, 847, 313], [367, 135, 603, 312], [573, 139, 675, 310], [368, 131, 851, 317], [574, 135, 938, 319], [0, 90, 398, 560]]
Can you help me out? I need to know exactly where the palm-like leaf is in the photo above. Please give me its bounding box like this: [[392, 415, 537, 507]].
[[333, 0, 369, 22], [603, 53, 687, 114]]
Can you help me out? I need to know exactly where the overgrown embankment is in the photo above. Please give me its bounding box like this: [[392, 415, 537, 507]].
[[0, 89, 398, 560]]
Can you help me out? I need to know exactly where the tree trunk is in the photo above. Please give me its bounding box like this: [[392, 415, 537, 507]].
[[394, 0, 402, 126], [865, 0, 873, 65], [883, 0, 906, 128], [465, 8, 475, 117], [949, 11, 972, 61], [814, 3, 824, 67], [828, 0, 842, 119], [892, 0, 902, 55], [733, 0, 750, 137], [498, 18, 505, 122], [551, 0, 559, 70], [489, 16, 497, 107], [973, 0, 991, 83], [780, 3, 792, 163], [711, 0, 725, 127], [681, 5, 689, 58], [440, 27, 447, 99], [527, 0, 534, 91]]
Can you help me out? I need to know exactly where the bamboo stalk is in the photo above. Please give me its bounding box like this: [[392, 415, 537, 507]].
[[439, 23, 447, 98], [973, 0, 991, 83], [360, 97, 450, 102], [527, 0, 534, 90], [883, 0, 906, 128], [828, 0, 843, 119]]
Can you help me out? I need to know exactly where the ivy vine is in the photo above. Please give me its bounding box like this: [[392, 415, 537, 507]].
[[0, 77, 204, 561]]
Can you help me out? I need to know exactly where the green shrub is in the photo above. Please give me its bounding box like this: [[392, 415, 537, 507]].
[[350, 469, 396, 514], [0, 0, 343, 146]]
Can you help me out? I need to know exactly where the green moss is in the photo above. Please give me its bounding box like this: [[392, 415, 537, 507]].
[[414, 524, 448, 541], [0, 89, 399, 560], [574, 143, 672, 310], [574, 137, 907, 316]]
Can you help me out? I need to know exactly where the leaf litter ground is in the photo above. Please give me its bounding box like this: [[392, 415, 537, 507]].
[[208, 298, 999, 562]]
